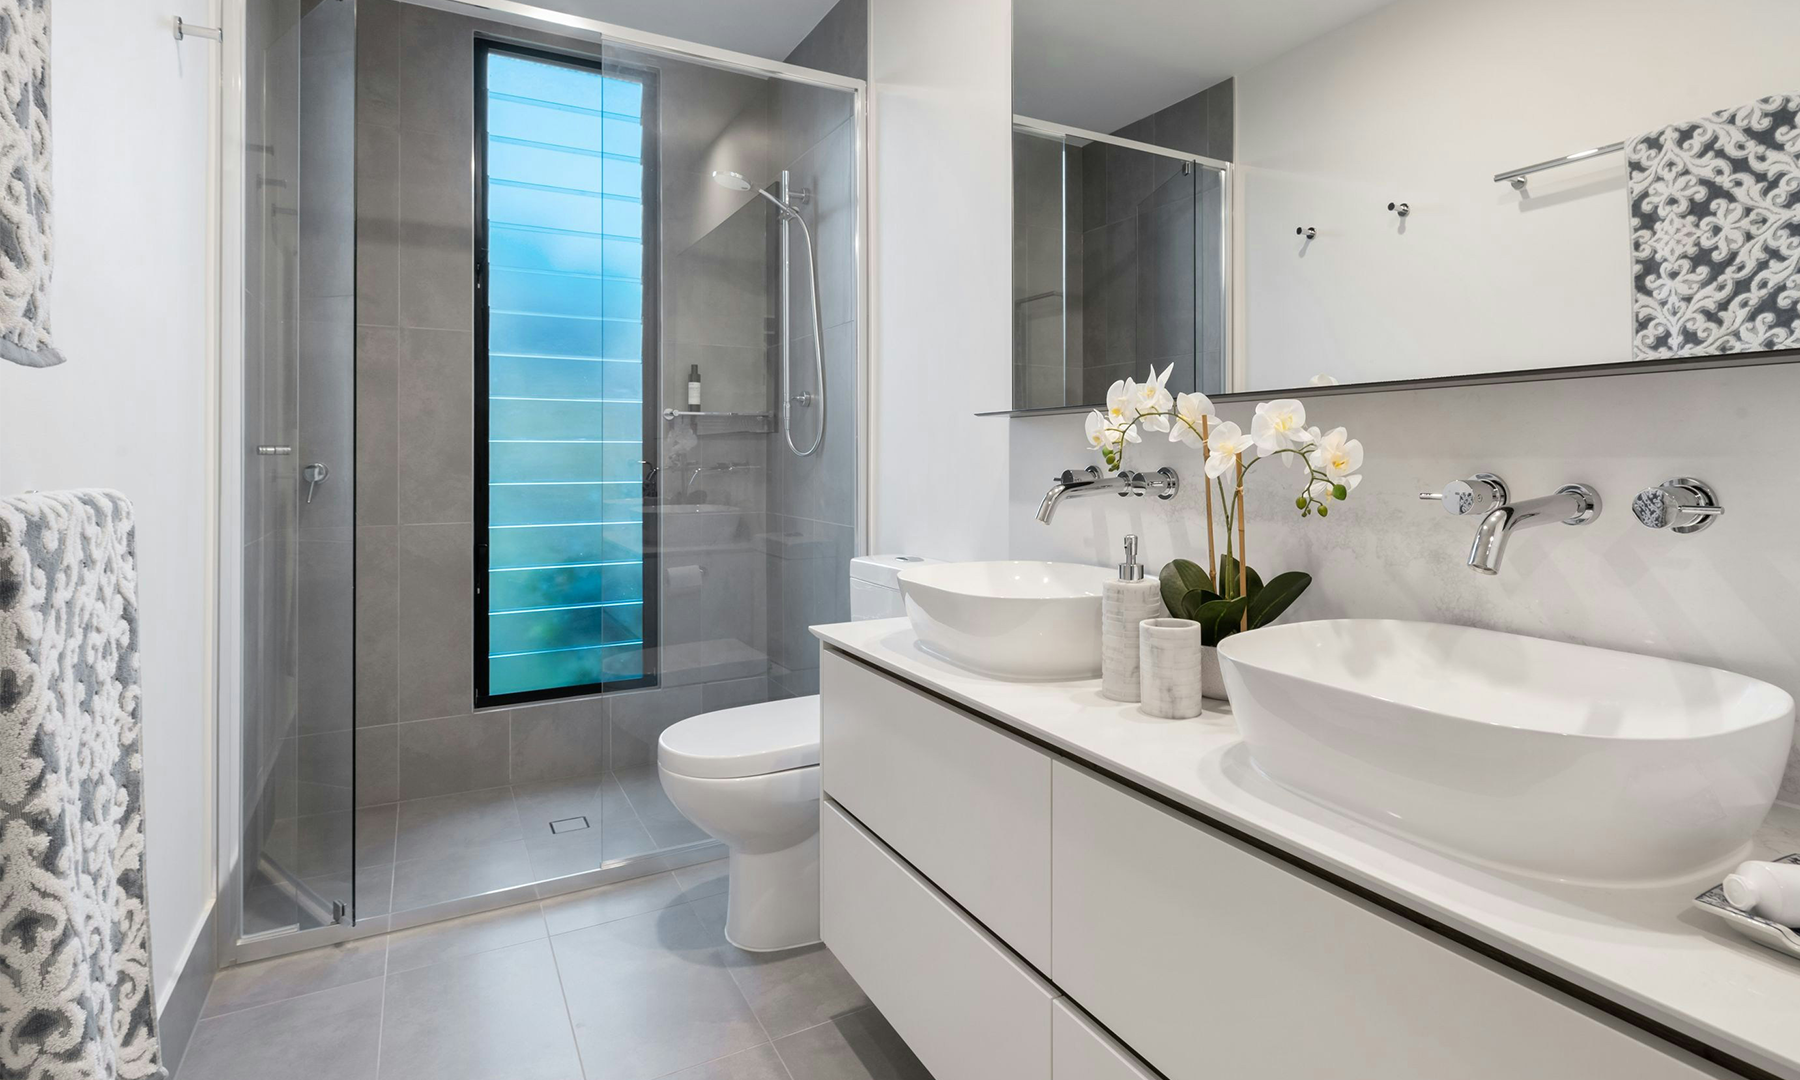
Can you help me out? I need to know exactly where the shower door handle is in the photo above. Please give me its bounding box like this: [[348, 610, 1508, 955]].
[[302, 462, 330, 504]]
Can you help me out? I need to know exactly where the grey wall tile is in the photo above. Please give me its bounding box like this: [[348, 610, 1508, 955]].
[[355, 122, 400, 327], [394, 523, 472, 723], [354, 525, 398, 726], [354, 329, 399, 528], [295, 538, 353, 736], [395, 712, 510, 799], [608, 684, 705, 767], [397, 3, 475, 137], [397, 327, 473, 525], [782, 0, 867, 79], [396, 126, 473, 331], [509, 697, 609, 783], [702, 676, 770, 712], [356, 0, 400, 130]]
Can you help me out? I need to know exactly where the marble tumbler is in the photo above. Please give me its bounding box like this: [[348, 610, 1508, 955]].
[[1140, 618, 1204, 719]]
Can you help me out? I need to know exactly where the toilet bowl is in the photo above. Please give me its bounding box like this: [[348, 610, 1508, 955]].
[[656, 554, 931, 952], [659, 697, 822, 951]]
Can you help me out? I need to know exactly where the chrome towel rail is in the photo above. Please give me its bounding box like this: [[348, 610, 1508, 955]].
[[1493, 141, 1624, 189], [174, 16, 224, 42]]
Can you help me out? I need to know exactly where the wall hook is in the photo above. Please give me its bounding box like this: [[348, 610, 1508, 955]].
[[1388, 201, 1411, 217], [174, 16, 224, 42], [1296, 226, 1317, 240]]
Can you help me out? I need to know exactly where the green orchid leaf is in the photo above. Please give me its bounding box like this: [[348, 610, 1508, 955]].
[[1247, 571, 1311, 630], [1196, 595, 1249, 647], [1176, 587, 1218, 621], [1159, 559, 1212, 617], [1215, 555, 1264, 602]]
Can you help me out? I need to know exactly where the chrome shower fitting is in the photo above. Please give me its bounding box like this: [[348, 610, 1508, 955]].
[[1632, 478, 1723, 534]]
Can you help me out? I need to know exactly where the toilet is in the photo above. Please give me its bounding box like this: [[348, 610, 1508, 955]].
[[658, 554, 928, 951]]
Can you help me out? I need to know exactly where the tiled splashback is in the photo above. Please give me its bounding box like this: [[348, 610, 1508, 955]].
[[1009, 361, 1800, 804]]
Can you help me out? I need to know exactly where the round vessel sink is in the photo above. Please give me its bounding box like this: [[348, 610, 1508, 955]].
[[898, 560, 1111, 680]]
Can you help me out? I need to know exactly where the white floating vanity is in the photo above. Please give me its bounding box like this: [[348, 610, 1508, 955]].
[[814, 618, 1800, 1080]]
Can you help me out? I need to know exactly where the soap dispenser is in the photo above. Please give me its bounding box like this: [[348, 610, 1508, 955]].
[[1101, 535, 1167, 702]]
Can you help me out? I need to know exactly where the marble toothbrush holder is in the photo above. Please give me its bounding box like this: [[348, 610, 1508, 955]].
[[1139, 618, 1204, 719]]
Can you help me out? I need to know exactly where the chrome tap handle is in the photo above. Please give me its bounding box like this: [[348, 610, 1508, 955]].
[[1421, 473, 1508, 516], [301, 462, 330, 505], [1632, 478, 1722, 534]]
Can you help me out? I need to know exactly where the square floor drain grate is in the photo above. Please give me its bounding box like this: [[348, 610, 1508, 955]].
[[549, 816, 591, 834]]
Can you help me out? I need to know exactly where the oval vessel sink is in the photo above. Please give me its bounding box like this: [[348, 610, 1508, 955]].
[[898, 561, 1111, 680], [1218, 619, 1794, 885]]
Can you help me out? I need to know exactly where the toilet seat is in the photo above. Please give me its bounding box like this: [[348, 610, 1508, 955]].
[[658, 696, 820, 780]]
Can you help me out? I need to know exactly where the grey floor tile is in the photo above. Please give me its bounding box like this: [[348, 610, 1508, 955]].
[[671, 858, 729, 901], [689, 891, 728, 938], [201, 936, 388, 1018], [180, 977, 383, 1080], [658, 1043, 791, 1080], [539, 872, 687, 936], [552, 903, 766, 1080], [379, 939, 583, 1080], [390, 838, 534, 912], [524, 813, 659, 882], [512, 773, 636, 834], [724, 943, 870, 1040], [773, 1006, 933, 1080], [386, 901, 548, 974], [394, 785, 522, 861]]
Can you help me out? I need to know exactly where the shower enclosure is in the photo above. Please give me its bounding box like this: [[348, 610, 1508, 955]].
[[231, 0, 865, 957]]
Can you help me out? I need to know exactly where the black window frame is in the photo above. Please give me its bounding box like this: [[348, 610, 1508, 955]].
[[473, 37, 662, 709]]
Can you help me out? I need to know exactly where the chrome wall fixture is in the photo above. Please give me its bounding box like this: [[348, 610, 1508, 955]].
[[1632, 477, 1723, 534], [1388, 201, 1410, 217], [1036, 465, 1180, 524], [1494, 141, 1625, 190], [1420, 473, 1602, 574], [173, 15, 224, 41], [1296, 226, 1317, 239]]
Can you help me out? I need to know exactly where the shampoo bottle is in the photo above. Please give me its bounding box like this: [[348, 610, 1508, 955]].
[[1101, 535, 1167, 702], [687, 364, 703, 409]]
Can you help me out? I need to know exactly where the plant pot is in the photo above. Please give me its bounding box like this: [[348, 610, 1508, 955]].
[[1201, 645, 1229, 703]]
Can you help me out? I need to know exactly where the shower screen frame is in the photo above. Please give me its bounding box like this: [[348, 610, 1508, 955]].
[[216, 0, 870, 965]]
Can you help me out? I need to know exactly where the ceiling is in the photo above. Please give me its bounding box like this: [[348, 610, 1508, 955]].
[[514, 0, 842, 63], [1013, 0, 1398, 133]]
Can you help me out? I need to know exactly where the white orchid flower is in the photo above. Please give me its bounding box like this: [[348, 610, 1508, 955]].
[[1203, 420, 1254, 478], [1133, 364, 1175, 432], [1106, 378, 1141, 426], [1310, 426, 1363, 497], [1251, 399, 1309, 455], [1085, 410, 1121, 451], [1170, 391, 1216, 448], [1309, 374, 1339, 386]]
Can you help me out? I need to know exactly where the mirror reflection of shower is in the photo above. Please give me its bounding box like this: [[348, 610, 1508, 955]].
[[711, 168, 826, 456]]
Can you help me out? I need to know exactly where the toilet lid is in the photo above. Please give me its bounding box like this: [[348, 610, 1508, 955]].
[[658, 696, 820, 779]]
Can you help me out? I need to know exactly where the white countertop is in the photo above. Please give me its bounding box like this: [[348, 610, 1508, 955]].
[[814, 618, 1800, 1080]]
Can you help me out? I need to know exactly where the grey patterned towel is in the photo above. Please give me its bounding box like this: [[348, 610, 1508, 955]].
[[0, 491, 162, 1078], [1629, 93, 1800, 360], [0, 0, 64, 368]]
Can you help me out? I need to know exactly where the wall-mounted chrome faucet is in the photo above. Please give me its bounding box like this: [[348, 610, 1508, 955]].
[[1036, 466, 1179, 524], [1632, 478, 1723, 534], [1421, 473, 1601, 574]]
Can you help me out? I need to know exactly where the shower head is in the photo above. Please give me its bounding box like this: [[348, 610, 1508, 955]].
[[711, 169, 808, 219]]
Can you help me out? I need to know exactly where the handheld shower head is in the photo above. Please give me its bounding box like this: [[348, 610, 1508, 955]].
[[712, 169, 807, 218]]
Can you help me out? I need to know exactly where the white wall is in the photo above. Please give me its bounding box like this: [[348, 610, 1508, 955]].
[[1235, 0, 1799, 390], [1010, 361, 1800, 803], [0, 2, 217, 1007], [869, 0, 1013, 560]]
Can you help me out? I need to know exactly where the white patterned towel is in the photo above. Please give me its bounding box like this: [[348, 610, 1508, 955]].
[[1629, 93, 1800, 360], [0, 0, 63, 368], [0, 491, 163, 1078]]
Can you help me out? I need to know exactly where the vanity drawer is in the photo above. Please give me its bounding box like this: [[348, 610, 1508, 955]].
[[1050, 762, 1726, 1080], [1053, 1000, 1159, 1080], [820, 650, 1053, 969], [821, 799, 1056, 1080]]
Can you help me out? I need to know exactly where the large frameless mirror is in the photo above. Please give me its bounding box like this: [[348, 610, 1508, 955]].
[[1011, 0, 1800, 403]]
